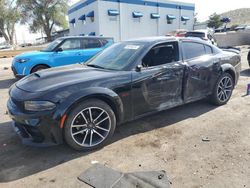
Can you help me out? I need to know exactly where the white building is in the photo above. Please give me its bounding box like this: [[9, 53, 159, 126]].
[[68, 0, 195, 41]]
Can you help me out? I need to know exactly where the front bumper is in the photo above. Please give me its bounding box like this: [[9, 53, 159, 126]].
[[7, 99, 63, 147], [11, 66, 25, 78]]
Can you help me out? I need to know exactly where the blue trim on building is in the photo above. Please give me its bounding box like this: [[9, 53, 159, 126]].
[[133, 11, 143, 18], [69, 18, 76, 24], [78, 14, 86, 20], [108, 9, 120, 16], [86, 11, 95, 17], [167, 15, 176, 20], [68, 0, 96, 14], [181, 16, 190, 21], [151, 13, 160, 19], [68, 0, 195, 15]]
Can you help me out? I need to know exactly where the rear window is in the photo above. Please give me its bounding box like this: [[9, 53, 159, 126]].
[[204, 45, 213, 54], [185, 32, 205, 38], [182, 42, 206, 60], [83, 39, 102, 49]]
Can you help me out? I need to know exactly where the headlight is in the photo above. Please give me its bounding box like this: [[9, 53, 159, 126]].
[[15, 58, 30, 63], [24, 101, 56, 111]]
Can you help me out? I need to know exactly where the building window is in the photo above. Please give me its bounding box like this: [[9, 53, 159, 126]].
[[132, 11, 143, 22], [167, 15, 176, 24], [132, 11, 143, 18]]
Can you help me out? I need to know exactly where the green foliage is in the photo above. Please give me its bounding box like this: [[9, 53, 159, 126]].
[[207, 13, 223, 29], [0, 0, 20, 44], [18, 0, 69, 42]]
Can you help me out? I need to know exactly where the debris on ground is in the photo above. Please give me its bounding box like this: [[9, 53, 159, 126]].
[[3, 67, 9, 70], [202, 137, 211, 142], [78, 164, 171, 188]]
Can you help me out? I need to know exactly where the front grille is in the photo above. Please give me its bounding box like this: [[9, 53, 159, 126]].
[[24, 124, 44, 143]]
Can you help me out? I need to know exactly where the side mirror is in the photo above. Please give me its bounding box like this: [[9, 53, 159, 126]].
[[56, 47, 63, 52], [135, 65, 143, 72]]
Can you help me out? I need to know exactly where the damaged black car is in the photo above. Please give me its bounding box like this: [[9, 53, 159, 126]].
[[7, 37, 241, 151]]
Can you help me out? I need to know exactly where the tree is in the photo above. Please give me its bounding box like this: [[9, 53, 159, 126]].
[[18, 0, 69, 42], [207, 13, 223, 29], [0, 0, 20, 45]]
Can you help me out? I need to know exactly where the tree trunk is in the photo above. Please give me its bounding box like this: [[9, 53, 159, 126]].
[[0, 30, 10, 44]]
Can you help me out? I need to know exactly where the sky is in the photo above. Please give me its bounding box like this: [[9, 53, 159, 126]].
[[1, 0, 249, 44]]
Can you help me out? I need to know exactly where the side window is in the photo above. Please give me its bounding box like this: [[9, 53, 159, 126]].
[[182, 42, 206, 60], [142, 42, 179, 67], [83, 39, 102, 49], [204, 45, 213, 54], [59, 39, 81, 51], [100, 39, 108, 47]]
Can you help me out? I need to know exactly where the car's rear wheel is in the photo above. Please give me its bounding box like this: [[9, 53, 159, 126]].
[[210, 73, 234, 106], [31, 65, 49, 73], [64, 99, 116, 151]]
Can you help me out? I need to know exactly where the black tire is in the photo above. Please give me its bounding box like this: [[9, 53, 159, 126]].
[[64, 99, 116, 151], [31, 65, 49, 73], [210, 73, 234, 106]]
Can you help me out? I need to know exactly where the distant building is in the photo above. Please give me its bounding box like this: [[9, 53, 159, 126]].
[[194, 22, 208, 30], [68, 0, 195, 41]]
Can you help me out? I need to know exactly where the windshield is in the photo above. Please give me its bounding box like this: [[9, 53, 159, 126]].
[[87, 42, 144, 70], [41, 38, 64, 52]]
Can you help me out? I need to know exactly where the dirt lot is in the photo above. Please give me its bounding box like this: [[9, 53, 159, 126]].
[[0, 47, 250, 188], [0, 46, 43, 58]]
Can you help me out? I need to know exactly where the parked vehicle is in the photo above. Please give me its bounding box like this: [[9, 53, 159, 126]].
[[0, 43, 12, 50], [168, 29, 187, 37], [7, 37, 241, 151], [11, 36, 114, 77], [185, 30, 217, 45], [234, 25, 250, 31]]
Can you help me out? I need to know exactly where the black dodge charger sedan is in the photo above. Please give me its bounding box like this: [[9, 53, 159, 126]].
[[7, 37, 241, 150]]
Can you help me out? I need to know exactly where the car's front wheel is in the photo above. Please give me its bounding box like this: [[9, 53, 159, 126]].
[[64, 99, 116, 151], [210, 73, 234, 106], [31, 65, 49, 73]]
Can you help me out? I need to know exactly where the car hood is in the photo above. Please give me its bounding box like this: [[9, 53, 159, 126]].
[[15, 51, 52, 59], [15, 64, 119, 92]]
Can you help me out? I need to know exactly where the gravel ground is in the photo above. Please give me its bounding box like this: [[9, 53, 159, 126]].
[[0, 46, 250, 188]]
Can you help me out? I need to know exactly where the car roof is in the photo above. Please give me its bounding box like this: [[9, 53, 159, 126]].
[[124, 36, 209, 45], [58, 36, 113, 40], [125, 36, 177, 44]]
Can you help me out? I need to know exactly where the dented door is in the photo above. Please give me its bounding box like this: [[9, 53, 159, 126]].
[[184, 55, 218, 102], [131, 62, 185, 117]]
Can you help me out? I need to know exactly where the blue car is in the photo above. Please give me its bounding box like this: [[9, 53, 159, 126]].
[[11, 36, 114, 77]]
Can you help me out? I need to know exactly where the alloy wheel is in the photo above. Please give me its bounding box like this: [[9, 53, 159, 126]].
[[70, 107, 111, 147], [217, 76, 233, 103]]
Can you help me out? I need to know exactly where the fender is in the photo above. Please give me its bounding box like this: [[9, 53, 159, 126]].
[[53, 87, 124, 124], [220, 63, 237, 84]]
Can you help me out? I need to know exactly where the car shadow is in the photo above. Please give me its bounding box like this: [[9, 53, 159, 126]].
[[0, 78, 17, 89], [241, 69, 250, 77], [0, 100, 217, 182]]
